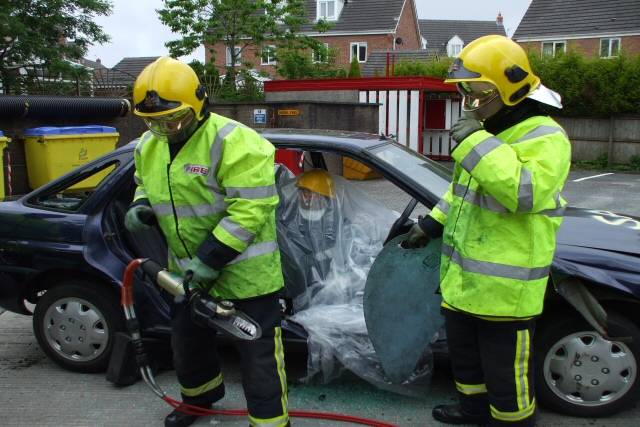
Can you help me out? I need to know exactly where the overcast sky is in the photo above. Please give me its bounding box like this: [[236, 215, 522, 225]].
[[87, 0, 532, 68]]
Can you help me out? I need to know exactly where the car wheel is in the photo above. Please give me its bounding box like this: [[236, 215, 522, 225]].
[[535, 312, 640, 417], [33, 281, 124, 373]]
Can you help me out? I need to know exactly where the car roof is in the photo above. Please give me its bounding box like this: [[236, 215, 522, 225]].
[[121, 128, 390, 154]]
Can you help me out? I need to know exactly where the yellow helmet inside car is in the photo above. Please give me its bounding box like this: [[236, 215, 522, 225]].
[[297, 169, 335, 198], [445, 35, 540, 107], [133, 56, 207, 120]]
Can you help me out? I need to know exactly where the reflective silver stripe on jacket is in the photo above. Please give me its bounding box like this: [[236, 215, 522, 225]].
[[454, 184, 509, 214], [453, 184, 564, 218], [228, 241, 279, 265], [513, 125, 566, 144], [442, 244, 550, 281], [517, 168, 534, 212], [136, 132, 153, 156], [460, 136, 503, 172], [219, 217, 256, 244], [226, 185, 277, 200], [207, 122, 237, 196], [152, 202, 225, 218], [434, 199, 450, 216]]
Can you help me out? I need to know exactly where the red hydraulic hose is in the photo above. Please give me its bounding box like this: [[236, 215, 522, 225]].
[[121, 259, 399, 427]]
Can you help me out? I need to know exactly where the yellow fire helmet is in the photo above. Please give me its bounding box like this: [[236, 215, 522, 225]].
[[296, 169, 335, 198], [445, 35, 541, 107], [133, 56, 207, 120]]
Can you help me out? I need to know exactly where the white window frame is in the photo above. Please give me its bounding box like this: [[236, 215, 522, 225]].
[[317, 0, 336, 21], [600, 37, 621, 58], [312, 43, 329, 63], [350, 42, 367, 63], [226, 46, 242, 66], [541, 40, 566, 57], [447, 35, 464, 58], [261, 45, 277, 66]]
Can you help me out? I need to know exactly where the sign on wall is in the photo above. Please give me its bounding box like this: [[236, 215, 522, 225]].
[[254, 109, 267, 124], [277, 109, 300, 116]]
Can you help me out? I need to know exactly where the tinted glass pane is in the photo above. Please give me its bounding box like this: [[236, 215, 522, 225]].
[[542, 43, 553, 56], [32, 161, 119, 212], [327, 1, 334, 17], [600, 39, 609, 57], [371, 145, 451, 199], [611, 39, 620, 56], [554, 42, 565, 56], [359, 45, 367, 61]]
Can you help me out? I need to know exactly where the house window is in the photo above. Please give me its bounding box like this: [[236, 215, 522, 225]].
[[447, 35, 464, 58], [261, 45, 277, 65], [318, 0, 336, 20], [541, 41, 566, 57], [350, 42, 367, 63], [313, 43, 329, 63], [600, 38, 621, 58], [226, 46, 241, 66]]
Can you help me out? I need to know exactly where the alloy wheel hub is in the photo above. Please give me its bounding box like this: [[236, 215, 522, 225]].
[[43, 297, 109, 362], [544, 331, 636, 407]]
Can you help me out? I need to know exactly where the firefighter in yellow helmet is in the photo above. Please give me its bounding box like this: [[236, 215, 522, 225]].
[[126, 57, 289, 427], [405, 35, 570, 426]]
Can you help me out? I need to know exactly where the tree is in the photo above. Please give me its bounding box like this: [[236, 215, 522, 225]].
[[0, 0, 112, 93], [276, 45, 343, 80], [158, 0, 330, 83], [348, 57, 361, 78]]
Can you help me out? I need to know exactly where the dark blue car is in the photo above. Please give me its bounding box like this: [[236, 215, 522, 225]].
[[1, 129, 639, 417]]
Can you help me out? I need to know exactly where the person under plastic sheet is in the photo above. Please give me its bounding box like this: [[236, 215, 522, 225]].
[[276, 168, 394, 311], [276, 167, 434, 395]]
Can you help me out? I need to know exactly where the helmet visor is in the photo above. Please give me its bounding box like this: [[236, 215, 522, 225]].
[[143, 108, 195, 136], [458, 82, 500, 111]]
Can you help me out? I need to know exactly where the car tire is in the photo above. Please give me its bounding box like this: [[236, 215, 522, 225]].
[[535, 312, 640, 417], [33, 281, 124, 373]]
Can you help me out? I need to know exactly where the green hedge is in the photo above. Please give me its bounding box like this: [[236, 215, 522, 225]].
[[529, 52, 640, 117], [393, 52, 640, 118]]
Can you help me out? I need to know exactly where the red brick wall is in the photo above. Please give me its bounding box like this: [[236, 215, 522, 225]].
[[207, 34, 396, 78], [205, 44, 278, 77], [519, 35, 640, 58], [395, 0, 421, 49], [313, 34, 395, 68]]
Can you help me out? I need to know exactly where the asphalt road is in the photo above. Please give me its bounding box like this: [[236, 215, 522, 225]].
[[0, 169, 639, 426]]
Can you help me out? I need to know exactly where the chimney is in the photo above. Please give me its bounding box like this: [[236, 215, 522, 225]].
[[96, 58, 101, 64], [496, 12, 504, 26]]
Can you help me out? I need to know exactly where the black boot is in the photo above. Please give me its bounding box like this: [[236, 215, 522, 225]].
[[164, 406, 208, 427], [432, 404, 489, 425]]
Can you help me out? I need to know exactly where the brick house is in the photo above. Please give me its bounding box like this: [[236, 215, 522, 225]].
[[419, 14, 506, 57], [513, 0, 640, 58], [205, 0, 422, 78]]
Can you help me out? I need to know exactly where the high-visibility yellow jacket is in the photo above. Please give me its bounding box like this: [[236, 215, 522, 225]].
[[429, 115, 571, 318], [132, 113, 284, 300]]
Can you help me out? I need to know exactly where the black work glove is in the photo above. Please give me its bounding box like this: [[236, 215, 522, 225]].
[[450, 116, 483, 144]]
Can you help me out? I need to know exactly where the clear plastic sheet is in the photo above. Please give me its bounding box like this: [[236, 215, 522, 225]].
[[275, 166, 434, 396]]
